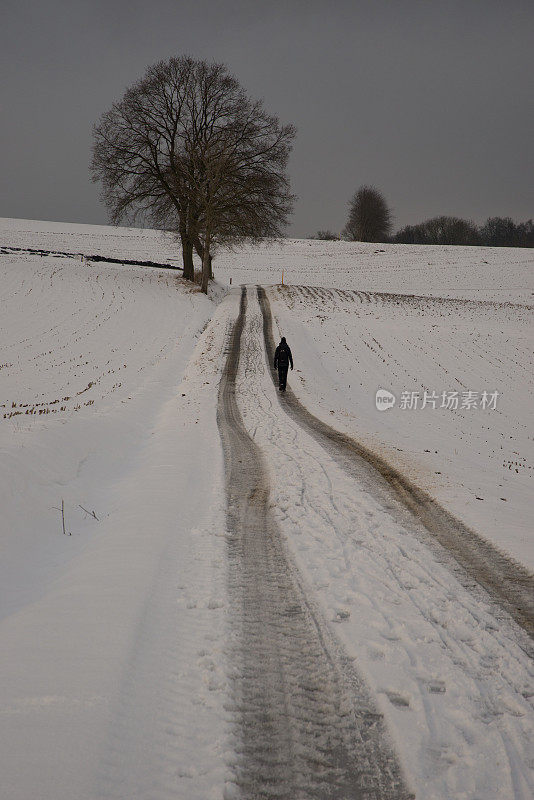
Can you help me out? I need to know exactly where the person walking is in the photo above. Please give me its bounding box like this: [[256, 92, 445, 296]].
[[273, 336, 293, 391]]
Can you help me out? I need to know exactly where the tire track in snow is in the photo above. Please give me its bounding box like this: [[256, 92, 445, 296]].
[[258, 287, 534, 638], [218, 287, 412, 800]]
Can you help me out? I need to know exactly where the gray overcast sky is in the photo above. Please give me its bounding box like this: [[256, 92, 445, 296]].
[[1, 0, 533, 236]]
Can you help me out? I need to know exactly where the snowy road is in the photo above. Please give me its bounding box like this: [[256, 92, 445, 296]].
[[218, 288, 411, 799], [228, 287, 533, 800]]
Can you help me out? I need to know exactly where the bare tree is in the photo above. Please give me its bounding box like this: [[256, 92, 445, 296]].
[[91, 57, 197, 279], [91, 57, 295, 290], [479, 217, 534, 247], [343, 186, 392, 242], [394, 215, 534, 247], [394, 216, 479, 245], [172, 63, 296, 291]]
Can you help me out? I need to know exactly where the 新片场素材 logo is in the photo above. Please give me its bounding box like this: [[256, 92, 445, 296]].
[[375, 388, 396, 411], [374, 388, 499, 411]]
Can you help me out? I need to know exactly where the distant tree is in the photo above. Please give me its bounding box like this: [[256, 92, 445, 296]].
[[392, 223, 420, 244], [394, 214, 533, 248], [519, 220, 534, 247], [394, 215, 479, 246], [429, 216, 479, 245], [310, 230, 339, 240], [478, 217, 534, 247], [180, 78, 296, 292], [342, 186, 392, 242], [91, 56, 295, 292]]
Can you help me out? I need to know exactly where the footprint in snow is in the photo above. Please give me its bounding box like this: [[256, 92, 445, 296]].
[[367, 645, 386, 661], [333, 608, 351, 622], [381, 689, 411, 708], [381, 629, 402, 641], [427, 679, 446, 694]]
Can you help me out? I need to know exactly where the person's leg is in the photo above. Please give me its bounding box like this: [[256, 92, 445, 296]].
[[280, 366, 288, 390]]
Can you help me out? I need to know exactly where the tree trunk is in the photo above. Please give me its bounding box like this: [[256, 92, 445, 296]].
[[193, 235, 204, 261], [201, 229, 211, 294], [181, 236, 194, 281]]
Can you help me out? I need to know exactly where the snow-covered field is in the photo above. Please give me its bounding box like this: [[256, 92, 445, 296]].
[[2, 216, 533, 302], [269, 285, 534, 570], [0, 216, 184, 266], [0, 221, 233, 799], [1, 217, 533, 799], [213, 237, 534, 304]]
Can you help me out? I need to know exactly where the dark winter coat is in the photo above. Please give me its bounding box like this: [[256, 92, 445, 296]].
[[274, 341, 293, 370]]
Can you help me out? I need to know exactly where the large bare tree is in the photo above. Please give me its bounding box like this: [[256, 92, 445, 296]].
[[185, 77, 296, 291], [91, 57, 295, 290], [91, 57, 195, 278], [343, 185, 392, 243]]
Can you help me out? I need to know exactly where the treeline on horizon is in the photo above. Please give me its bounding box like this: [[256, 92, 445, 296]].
[[313, 186, 534, 248], [393, 215, 534, 248]]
